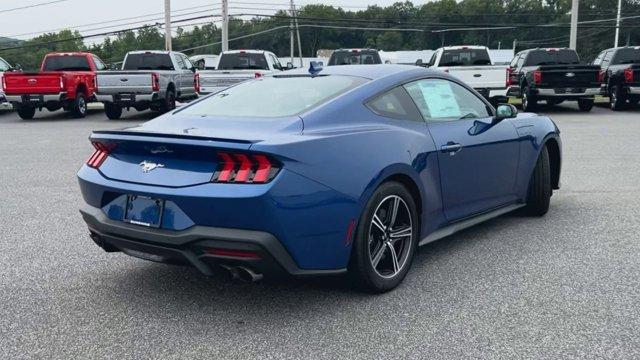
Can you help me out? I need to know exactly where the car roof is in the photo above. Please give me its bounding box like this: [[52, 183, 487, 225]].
[[282, 64, 433, 80], [45, 52, 94, 57], [440, 45, 487, 50], [222, 50, 271, 54]]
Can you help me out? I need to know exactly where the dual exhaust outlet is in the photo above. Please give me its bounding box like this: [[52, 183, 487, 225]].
[[220, 264, 263, 283]]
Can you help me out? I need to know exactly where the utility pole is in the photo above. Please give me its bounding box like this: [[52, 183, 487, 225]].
[[292, 2, 303, 67], [289, 0, 294, 65], [164, 0, 172, 51], [221, 0, 229, 52], [614, 0, 622, 47], [569, 0, 579, 50]]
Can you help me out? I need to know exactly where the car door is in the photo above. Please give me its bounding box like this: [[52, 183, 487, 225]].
[[404, 77, 520, 221], [176, 54, 195, 97]]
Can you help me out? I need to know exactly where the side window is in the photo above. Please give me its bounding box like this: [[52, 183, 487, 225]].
[[366, 86, 421, 121], [269, 54, 282, 70], [181, 55, 193, 69], [428, 51, 438, 67], [404, 78, 491, 122], [602, 51, 613, 67], [516, 53, 526, 68], [509, 54, 520, 68], [175, 54, 186, 70], [93, 56, 106, 71], [593, 51, 606, 66]]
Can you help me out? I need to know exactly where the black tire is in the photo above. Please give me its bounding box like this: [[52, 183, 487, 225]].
[[524, 146, 551, 216], [577, 98, 594, 112], [16, 105, 36, 120], [159, 89, 176, 113], [349, 181, 419, 293], [71, 92, 88, 118], [522, 86, 537, 112], [609, 85, 625, 111], [629, 96, 640, 106], [104, 103, 123, 120]]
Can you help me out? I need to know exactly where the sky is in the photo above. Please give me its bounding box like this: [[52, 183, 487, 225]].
[[0, 0, 433, 43]]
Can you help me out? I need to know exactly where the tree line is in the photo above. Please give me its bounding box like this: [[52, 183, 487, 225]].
[[1, 0, 639, 70]]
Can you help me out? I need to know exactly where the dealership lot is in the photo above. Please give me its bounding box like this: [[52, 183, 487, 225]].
[[0, 104, 639, 359]]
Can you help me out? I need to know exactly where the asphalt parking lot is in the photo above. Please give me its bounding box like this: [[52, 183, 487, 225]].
[[1, 103, 639, 359]]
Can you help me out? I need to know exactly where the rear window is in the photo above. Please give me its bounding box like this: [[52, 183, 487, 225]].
[[328, 51, 381, 65], [612, 48, 640, 65], [439, 49, 491, 66], [123, 53, 174, 70], [179, 75, 367, 117], [43, 56, 91, 71], [218, 53, 269, 70], [524, 50, 580, 66]]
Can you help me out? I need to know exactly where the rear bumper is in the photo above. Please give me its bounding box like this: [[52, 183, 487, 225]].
[[535, 87, 600, 97], [628, 86, 640, 95], [5, 92, 67, 104], [96, 92, 159, 103], [81, 204, 346, 278]]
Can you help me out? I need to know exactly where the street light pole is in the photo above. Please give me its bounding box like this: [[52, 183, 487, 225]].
[[221, 0, 229, 52], [615, 0, 622, 47], [164, 0, 172, 51], [569, 0, 579, 50]]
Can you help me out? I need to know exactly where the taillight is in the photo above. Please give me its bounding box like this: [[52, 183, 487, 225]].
[[506, 67, 513, 87], [86, 141, 114, 169], [151, 73, 160, 92], [598, 69, 606, 83], [624, 68, 634, 83], [1, 74, 5, 92], [194, 73, 200, 93], [254, 72, 263, 78], [533, 70, 542, 85], [212, 152, 280, 183]]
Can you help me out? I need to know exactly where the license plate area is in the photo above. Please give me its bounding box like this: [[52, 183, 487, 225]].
[[24, 95, 43, 103], [117, 93, 135, 102], [124, 195, 164, 228]]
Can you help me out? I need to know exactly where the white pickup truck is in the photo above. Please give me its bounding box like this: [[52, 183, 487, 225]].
[[424, 46, 508, 104], [0, 57, 12, 108], [198, 50, 284, 95]]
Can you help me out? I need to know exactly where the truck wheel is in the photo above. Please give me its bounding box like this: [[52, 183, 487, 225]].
[[17, 106, 36, 120], [609, 86, 625, 111], [104, 103, 123, 120], [577, 98, 594, 112], [629, 96, 640, 107], [522, 86, 537, 112], [159, 89, 176, 113], [524, 145, 551, 217], [71, 93, 88, 118]]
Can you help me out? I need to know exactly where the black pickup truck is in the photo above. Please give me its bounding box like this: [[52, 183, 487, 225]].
[[593, 46, 640, 110], [507, 48, 601, 112]]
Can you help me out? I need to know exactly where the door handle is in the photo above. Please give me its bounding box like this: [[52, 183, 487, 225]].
[[440, 142, 462, 155]]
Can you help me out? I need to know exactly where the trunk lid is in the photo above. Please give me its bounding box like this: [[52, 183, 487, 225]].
[[3, 72, 63, 94], [91, 114, 301, 187]]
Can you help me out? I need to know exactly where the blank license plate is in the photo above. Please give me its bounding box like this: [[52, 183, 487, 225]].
[[124, 195, 164, 228]]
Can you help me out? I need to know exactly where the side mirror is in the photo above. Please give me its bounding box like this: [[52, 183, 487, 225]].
[[286, 62, 294, 70], [109, 63, 118, 70], [494, 104, 518, 121], [415, 59, 423, 67], [14, 63, 23, 71]]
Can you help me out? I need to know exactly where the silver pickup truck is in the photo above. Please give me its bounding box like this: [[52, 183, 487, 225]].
[[96, 51, 199, 119]]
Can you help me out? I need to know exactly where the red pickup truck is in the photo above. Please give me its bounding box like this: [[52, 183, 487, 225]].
[[2, 52, 106, 119]]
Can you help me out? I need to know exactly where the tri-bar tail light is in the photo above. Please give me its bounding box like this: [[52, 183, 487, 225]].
[[86, 141, 115, 168], [212, 151, 280, 184]]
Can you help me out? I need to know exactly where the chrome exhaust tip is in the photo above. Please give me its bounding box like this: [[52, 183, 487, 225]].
[[219, 265, 263, 282]]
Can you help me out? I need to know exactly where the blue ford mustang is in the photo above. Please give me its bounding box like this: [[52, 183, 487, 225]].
[[78, 64, 561, 292]]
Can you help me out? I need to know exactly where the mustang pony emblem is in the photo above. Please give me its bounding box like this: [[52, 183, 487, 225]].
[[139, 161, 165, 173]]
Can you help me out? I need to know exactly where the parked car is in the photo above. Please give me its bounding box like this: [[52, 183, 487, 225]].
[[3, 52, 105, 119], [424, 46, 509, 104], [0, 57, 12, 106], [198, 50, 284, 95], [593, 46, 640, 110], [507, 48, 601, 112], [327, 49, 383, 66], [95, 51, 199, 119], [78, 64, 561, 293], [190, 54, 219, 70]]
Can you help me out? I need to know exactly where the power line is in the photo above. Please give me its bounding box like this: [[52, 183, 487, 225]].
[[0, 0, 68, 14]]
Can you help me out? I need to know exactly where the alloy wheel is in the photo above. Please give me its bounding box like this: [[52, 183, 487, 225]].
[[368, 195, 413, 279]]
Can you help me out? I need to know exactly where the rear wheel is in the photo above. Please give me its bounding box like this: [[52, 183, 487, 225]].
[[522, 86, 537, 112], [609, 85, 625, 111], [104, 103, 123, 120], [524, 146, 551, 216], [71, 93, 87, 118], [349, 182, 418, 293], [16, 105, 36, 120], [159, 89, 176, 113], [577, 98, 594, 112]]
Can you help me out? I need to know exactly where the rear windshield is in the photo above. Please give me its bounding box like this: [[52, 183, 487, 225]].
[[439, 49, 491, 66], [179, 75, 367, 117], [0, 58, 10, 71], [123, 53, 174, 70], [612, 48, 640, 65], [218, 53, 269, 70], [328, 51, 381, 65], [524, 50, 580, 66], [43, 56, 91, 71]]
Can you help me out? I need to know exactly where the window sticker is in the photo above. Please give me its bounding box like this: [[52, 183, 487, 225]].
[[419, 81, 461, 118]]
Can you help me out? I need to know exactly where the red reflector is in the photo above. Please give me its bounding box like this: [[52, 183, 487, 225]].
[[217, 152, 235, 182], [598, 69, 605, 83], [252, 154, 272, 183], [533, 70, 542, 85], [344, 219, 356, 246], [206, 248, 261, 259], [254, 72, 263, 78], [624, 68, 634, 83], [233, 154, 252, 182]]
